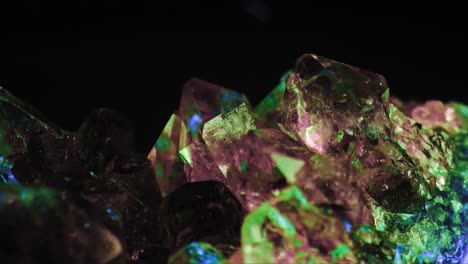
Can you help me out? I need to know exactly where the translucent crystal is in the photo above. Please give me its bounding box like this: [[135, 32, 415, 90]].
[[151, 54, 467, 263]]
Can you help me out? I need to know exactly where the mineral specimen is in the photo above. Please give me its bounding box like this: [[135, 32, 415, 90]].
[[0, 53, 467, 264], [150, 54, 467, 263]]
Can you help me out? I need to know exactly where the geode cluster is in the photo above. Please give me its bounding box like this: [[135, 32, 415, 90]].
[[0, 54, 467, 264]]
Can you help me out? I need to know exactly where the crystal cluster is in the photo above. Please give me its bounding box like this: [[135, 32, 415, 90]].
[[149, 54, 467, 263], [0, 54, 467, 264], [0, 87, 166, 263]]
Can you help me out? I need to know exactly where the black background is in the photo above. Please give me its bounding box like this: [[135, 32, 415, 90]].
[[1, 2, 466, 151]]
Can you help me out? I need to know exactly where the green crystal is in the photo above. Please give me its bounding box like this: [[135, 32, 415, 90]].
[[270, 153, 305, 184]]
